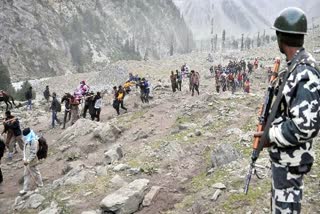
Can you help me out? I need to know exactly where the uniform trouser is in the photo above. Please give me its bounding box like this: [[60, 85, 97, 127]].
[[8, 135, 24, 153], [23, 165, 43, 191], [271, 162, 303, 214]]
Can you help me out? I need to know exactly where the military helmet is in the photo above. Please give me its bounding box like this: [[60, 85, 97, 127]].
[[273, 7, 307, 35]]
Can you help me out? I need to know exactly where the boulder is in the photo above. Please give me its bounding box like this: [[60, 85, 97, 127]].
[[113, 164, 130, 172], [104, 145, 123, 164], [211, 143, 241, 168], [178, 123, 197, 131], [39, 201, 62, 214], [53, 165, 95, 188], [100, 179, 150, 214], [14, 193, 45, 210], [195, 129, 202, 136], [211, 189, 222, 201], [96, 165, 109, 177], [94, 123, 122, 144], [26, 194, 45, 209], [65, 147, 82, 161], [128, 168, 141, 175], [212, 183, 226, 189], [202, 114, 214, 127], [60, 119, 98, 143], [134, 131, 149, 141]]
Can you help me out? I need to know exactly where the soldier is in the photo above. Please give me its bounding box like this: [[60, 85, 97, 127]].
[[256, 7, 320, 213]]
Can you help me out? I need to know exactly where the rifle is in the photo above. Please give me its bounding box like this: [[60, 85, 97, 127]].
[[244, 58, 281, 194]]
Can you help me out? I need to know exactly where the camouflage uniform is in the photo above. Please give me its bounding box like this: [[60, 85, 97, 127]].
[[268, 48, 320, 213]]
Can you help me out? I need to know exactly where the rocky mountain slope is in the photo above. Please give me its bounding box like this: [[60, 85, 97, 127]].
[[173, 0, 319, 40], [0, 0, 193, 82], [0, 38, 319, 213]]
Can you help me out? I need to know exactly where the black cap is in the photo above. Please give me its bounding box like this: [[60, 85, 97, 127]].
[[23, 128, 31, 136]]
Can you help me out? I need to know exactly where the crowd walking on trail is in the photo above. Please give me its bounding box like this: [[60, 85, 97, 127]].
[[0, 9, 319, 214]]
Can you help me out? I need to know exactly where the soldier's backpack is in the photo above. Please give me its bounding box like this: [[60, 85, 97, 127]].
[[37, 136, 48, 160]]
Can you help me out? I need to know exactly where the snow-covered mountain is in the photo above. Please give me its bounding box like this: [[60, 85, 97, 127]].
[[174, 0, 319, 40]]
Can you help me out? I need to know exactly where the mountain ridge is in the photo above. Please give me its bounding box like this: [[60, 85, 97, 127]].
[[0, 0, 193, 82], [173, 0, 319, 40]]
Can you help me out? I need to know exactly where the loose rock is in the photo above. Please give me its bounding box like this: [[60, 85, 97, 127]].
[[212, 183, 226, 189], [211, 189, 222, 201], [104, 145, 123, 164], [39, 201, 62, 214], [113, 164, 130, 172], [142, 186, 161, 207], [100, 179, 150, 214], [211, 143, 241, 168]]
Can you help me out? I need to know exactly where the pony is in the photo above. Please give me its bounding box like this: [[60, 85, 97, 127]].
[[0, 91, 16, 111]]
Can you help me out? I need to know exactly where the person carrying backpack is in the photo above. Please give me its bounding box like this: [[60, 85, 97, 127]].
[[50, 92, 61, 128], [20, 128, 43, 195]]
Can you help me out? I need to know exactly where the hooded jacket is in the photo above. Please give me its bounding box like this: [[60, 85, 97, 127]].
[[23, 130, 39, 165]]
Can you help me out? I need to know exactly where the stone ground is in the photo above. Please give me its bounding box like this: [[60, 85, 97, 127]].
[[0, 44, 319, 214]]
